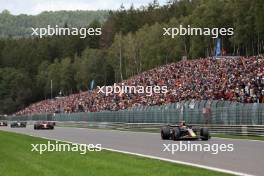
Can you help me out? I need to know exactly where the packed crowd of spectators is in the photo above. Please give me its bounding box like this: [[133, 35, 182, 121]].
[[15, 56, 264, 115]]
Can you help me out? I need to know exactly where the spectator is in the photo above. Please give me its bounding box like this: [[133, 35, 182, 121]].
[[15, 56, 264, 115]]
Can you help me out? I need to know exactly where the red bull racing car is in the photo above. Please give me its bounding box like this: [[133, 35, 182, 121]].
[[34, 121, 55, 130], [161, 121, 210, 141]]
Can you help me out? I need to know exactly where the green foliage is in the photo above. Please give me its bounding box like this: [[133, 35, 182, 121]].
[[0, 131, 231, 176], [0, 68, 32, 114], [74, 48, 114, 89], [0, 0, 264, 114], [0, 10, 108, 38]]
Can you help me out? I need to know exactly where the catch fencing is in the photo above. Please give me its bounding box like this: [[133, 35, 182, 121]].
[[9, 100, 264, 125]]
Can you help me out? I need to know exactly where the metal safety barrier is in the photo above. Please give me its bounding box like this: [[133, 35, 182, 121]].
[[4, 100, 264, 136]]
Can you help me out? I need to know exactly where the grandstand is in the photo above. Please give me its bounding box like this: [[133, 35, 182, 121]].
[[15, 55, 264, 116]]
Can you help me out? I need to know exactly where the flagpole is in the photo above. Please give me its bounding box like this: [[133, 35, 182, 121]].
[[51, 80, 53, 99]]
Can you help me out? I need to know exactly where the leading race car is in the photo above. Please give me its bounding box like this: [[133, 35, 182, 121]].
[[34, 121, 55, 130], [0, 121, 8, 126], [11, 121, 27, 128], [161, 121, 210, 141]]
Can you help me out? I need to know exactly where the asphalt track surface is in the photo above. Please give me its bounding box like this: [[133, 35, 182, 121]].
[[1, 126, 263, 176]]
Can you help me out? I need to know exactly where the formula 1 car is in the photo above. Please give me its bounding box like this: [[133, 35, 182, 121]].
[[161, 121, 210, 141], [0, 121, 8, 126], [10, 121, 27, 128], [34, 121, 54, 130]]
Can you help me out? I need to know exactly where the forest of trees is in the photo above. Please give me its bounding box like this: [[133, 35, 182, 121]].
[[0, 10, 108, 38], [0, 0, 264, 114]]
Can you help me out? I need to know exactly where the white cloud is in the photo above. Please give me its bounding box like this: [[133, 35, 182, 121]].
[[0, 0, 167, 15]]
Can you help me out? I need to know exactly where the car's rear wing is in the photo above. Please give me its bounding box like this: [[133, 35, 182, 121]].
[[167, 124, 179, 127], [165, 124, 199, 129]]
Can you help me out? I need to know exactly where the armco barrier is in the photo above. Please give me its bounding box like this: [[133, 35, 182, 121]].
[[5, 100, 264, 134]]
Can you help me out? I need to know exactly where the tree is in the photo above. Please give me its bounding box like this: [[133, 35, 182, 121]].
[[0, 68, 32, 114], [60, 57, 75, 95]]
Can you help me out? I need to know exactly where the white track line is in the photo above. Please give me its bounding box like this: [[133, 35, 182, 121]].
[[31, 134, 254, 176]]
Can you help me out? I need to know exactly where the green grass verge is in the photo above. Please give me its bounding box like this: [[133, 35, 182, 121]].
[[0, 130, 232, 176]]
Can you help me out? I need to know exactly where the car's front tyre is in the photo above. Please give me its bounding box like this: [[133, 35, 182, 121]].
[[200, 128, 209, 140]]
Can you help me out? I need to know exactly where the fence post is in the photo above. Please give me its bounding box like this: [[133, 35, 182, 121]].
[[241, 125, 248, 136]]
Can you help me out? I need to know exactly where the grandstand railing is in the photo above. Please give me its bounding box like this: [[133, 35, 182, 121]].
[[8, 100, 264, 125]]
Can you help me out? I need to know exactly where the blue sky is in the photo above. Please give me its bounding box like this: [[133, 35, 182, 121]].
[[0, 0, 168, 15]]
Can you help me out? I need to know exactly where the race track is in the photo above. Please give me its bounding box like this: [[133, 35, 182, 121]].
[[0, 126, 263, 176]]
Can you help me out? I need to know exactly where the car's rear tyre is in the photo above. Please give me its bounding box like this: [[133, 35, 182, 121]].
[[161, 126, 170, 140], [172, 127, 180, 140], [200, 128, 209, 140]]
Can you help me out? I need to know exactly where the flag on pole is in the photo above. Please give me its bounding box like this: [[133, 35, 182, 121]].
[[215, 38, 221, 56], [90, 80, 95, 90]]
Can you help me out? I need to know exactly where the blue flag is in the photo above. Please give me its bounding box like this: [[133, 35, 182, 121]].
[[215, 38, 221, 56], [90, 80, 95, 90]]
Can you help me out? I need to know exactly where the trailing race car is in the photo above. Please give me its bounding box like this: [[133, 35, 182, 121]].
[[10, 121, 27, 128], [34, 121, 55, 130], [161, 121, 210, 141], [0, 121, 8, 126]]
